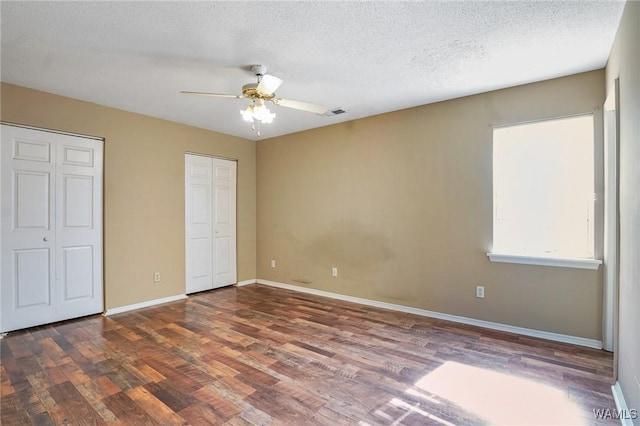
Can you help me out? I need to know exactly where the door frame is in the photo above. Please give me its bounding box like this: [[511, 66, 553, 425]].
[[602, 79, 620, 364]]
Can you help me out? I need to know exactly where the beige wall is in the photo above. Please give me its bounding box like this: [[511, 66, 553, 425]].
[[1, 70, 610, 341], [606, 1, 640, 418], [257, 70, 605, 340], [1, 83, 256, 310]]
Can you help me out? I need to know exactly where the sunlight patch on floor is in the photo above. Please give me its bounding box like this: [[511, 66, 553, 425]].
[[413, 361, 587, 425], [389, 397, 456, 426]]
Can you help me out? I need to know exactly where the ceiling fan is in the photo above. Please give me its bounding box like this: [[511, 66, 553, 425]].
[[180, 65, 329, 136]]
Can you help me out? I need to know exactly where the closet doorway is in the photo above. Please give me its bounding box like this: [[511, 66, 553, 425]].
[[185, 154, 237, 294], [1, 124, 104, 333]]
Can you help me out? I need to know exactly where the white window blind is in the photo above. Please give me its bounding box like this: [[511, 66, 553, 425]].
[[492, 115, 595, 260]]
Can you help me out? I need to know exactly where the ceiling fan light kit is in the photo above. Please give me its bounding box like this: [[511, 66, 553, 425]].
[[240, 99, 276, 137], [240, 99, 276, 124], [180, 64, 329, 137]]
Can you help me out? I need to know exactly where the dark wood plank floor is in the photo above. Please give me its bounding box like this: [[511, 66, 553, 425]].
[[1, 284, 617, 425]]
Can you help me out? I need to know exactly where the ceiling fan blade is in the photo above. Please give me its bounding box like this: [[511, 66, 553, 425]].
[[180, 91, 243, 99], [272, 98, 328, 114], [256, 75, 283, 96]]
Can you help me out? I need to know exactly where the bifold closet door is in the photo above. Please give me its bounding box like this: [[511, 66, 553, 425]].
[[1, 124, 103, 333], [185, 154, 236, 294]]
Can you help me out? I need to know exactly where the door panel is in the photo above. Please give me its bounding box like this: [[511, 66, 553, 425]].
[[62, 145, 94, 167], [191, 185, 211, 225], [15, 248, 51, 307], [14, 171, 50, 230], [185, 155, 214, 293], [214, 187, 230, 224], [214, 165, 230, 180], [214, 236, 231, 274], [212, 159, 236, 288], [2, 126, 57, 332], [62, 175, 93, 228], [62, 246, 93, 300], [55, 134, 103, 319], [191, 237, 213, 277], [14, 138, 51, 162], [1, 124, 103, 333]]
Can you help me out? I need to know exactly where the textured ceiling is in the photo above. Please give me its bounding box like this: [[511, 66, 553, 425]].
[[0, 1, 626, 140]]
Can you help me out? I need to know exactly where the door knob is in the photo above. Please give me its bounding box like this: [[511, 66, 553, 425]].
[[43, 237, 48, 242]]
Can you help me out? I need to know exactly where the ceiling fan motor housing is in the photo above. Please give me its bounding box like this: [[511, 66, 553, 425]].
[[242, 83, 275, 100]]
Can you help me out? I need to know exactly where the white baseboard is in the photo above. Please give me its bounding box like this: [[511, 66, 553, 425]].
[[236, 279, 257, 287], [104, 294, 188, 316], [255, 279, 603, 349], [611, 382, 636, 426]]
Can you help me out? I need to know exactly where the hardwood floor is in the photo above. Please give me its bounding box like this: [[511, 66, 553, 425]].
[[1, 284, 617, 425]]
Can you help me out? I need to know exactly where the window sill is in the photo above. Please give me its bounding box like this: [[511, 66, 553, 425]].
[[487, 253, 602, 270]]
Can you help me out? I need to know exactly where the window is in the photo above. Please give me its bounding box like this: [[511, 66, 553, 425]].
[[488, 115, 601, 269]]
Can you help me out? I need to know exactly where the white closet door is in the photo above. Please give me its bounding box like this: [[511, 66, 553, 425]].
[[55, 136, 103, 319], [185, 155, 214, 293], [0, 126, 57, 331], [212, 159, 237, 288], [1, 125, 103, 333], [185, 154, 236, 294]]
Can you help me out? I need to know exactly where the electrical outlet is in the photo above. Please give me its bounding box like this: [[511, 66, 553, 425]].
[[154, 272, 160, 282], [271, 259, 276, 268], [332, 267, 338, 277], [476, 285, 485, 298]]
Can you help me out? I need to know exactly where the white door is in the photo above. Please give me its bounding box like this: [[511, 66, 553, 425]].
[[185, 154, 214, 293], [212, 159, 237, 288], [185, 154, 236, 294], [1, 125, 103, 333]]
